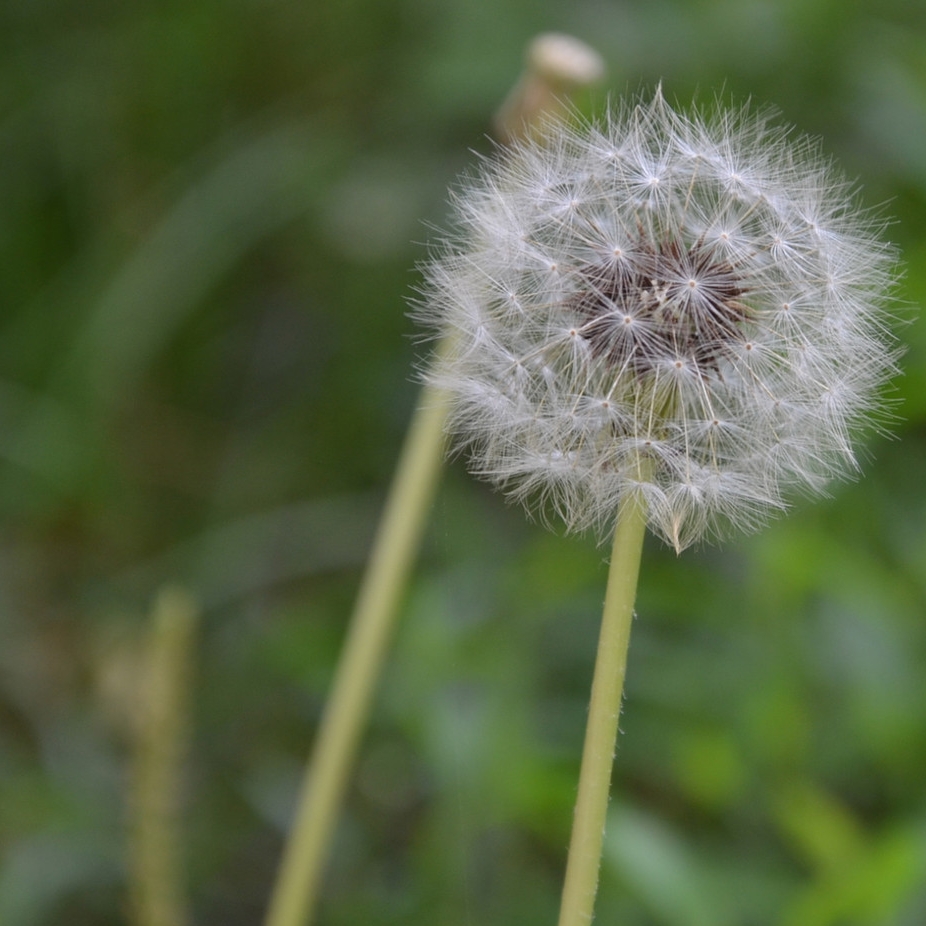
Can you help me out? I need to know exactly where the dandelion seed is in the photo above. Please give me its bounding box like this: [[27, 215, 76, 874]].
[[415, 90, 900, 551]]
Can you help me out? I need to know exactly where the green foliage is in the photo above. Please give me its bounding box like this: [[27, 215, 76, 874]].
[[1, 0, 925, 923]]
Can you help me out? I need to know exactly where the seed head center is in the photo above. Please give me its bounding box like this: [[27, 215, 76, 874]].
[[574, 236, 749, 376]]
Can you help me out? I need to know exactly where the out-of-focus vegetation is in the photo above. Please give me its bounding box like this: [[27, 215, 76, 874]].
[[1, 1, 925, 924]]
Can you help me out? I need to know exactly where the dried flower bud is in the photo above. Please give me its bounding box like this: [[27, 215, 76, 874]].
[[493, 33, 607, 144], [416, 90, 900, 551]]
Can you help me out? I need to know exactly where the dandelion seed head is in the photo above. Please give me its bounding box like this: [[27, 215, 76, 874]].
[[415, 90, 901, 551]]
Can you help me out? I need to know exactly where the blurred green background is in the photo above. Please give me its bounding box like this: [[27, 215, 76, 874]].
[[2, 0, 926, 924]]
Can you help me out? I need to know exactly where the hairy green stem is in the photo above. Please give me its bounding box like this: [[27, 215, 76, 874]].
[[557, 491, 647, 926]]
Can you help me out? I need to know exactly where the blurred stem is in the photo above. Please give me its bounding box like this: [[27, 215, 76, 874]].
[[264, 34, 606, 926], [557, 490, 647, 926], [129, 587, 198, 926], [263, 369, 450, 926]]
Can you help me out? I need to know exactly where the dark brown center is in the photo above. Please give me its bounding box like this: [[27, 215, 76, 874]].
[[573, 237, 749, 377]]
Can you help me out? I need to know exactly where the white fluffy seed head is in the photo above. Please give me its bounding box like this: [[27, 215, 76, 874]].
[[414, 90, 901, 551]]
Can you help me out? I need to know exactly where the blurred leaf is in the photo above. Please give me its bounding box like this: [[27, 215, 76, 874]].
[[604, 801, 733, 926]]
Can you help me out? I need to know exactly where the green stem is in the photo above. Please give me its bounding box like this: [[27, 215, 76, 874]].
[[262, 37, 606, 926], [130, 587, 198, 926], [557, 490, 648, 926], [263, 374, 450, 926]]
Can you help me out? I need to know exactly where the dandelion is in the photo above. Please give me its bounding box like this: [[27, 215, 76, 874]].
[[416, 89, 899, 552], [415, 89, 901, 926]]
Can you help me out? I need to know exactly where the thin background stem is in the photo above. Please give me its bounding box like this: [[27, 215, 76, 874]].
[[263, 34, 605, 926], [129, 587, 198, 926], [557, 490, 648, 926], [263, 375, 449, 926]]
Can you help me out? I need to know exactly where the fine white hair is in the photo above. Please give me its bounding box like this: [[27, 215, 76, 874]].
[[415, 90, 900, 551]]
